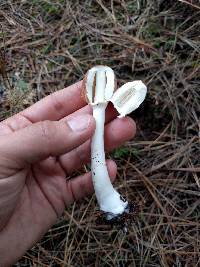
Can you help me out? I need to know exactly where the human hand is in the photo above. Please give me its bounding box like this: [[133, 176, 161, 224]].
[[0, 81, 136, 266]]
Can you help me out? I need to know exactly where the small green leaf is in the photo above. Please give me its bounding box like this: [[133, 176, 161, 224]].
[[113, 147, 130, 158], [17, 80, 28, 91]]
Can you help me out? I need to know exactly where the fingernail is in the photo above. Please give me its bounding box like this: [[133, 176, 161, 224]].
[[68, 114, 92, 132]]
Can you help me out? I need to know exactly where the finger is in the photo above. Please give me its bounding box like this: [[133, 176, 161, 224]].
[[63, 102, 118, 124], [1, 81, 85, 130], [0, 96, 117, 135], [21, 81, 86, 122], [65, 160, 117, 205], [59, 116, 136, 174], [0, 114, 95, 167]]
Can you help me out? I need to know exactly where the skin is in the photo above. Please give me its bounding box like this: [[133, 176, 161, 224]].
[[0, 81, 136, 266]]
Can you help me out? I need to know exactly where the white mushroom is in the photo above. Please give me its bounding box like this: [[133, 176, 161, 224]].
[[84, 66, 147, 224]]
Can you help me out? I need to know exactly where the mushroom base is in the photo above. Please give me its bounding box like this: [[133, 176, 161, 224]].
[[96, 201, 139, 232]]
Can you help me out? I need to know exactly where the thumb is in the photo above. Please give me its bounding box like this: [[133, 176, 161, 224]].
[[0, 114, 95, 167]]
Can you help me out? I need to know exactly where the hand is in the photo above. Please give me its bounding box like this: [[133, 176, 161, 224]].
[[0, 81, 136, 266]]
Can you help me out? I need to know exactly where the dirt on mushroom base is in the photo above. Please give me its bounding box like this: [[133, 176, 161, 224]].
[[0, 0, 200, 266]]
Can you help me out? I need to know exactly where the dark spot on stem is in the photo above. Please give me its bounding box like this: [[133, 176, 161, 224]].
[[120, 195, 126, 202]]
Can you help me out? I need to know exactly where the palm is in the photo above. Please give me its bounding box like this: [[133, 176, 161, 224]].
[[0, 135, 73, 247], [11, 158, 67, 241], [30, 157, 67, 219]]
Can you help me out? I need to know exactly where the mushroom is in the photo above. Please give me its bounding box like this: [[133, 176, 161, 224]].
[[110, 81, 147, 118], [83, 66, 147, 226]]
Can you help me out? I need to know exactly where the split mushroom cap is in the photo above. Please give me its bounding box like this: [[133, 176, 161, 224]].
[[110, 80, 147, 118], [84, 65, 115, 105]]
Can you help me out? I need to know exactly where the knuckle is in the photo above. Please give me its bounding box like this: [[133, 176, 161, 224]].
[[50, 93, 65, 116], [38, 120, 56, 144], [66, 180, 76, 204]]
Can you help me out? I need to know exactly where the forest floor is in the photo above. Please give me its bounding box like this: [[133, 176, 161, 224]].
[[0, 0, 200, 266]]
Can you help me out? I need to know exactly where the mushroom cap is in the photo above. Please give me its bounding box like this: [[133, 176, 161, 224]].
[[82, 65, 116, 105], [110, 80, 147, 117]]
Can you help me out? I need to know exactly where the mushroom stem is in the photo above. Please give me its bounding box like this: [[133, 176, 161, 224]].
[[91, 103, 128, 216]]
